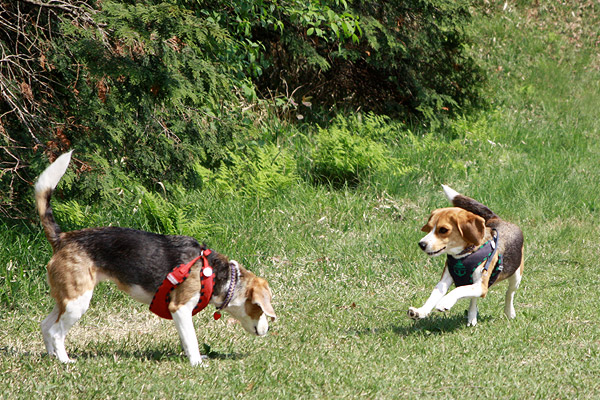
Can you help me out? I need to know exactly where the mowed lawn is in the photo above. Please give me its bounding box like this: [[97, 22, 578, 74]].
[[2, 2, 600, 399]]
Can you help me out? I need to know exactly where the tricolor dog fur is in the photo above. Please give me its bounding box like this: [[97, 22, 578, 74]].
[[35, 151, 276, 365], [408, 185, 524, 326]]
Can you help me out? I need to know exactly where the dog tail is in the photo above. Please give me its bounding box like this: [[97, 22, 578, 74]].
[[35, 151, 73, 251], [442, 184, 498, 222]]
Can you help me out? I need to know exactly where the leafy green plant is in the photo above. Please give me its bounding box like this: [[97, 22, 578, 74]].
[[138, 189, 216, 237], [219, 0, 484, 120], [1, 0, 485, 219], [322, 112, 406, 142], [199, 143, 299, 198], [0, 0, 260, 217], [310, 116, 411, 185], [51, 200, 95, 232]]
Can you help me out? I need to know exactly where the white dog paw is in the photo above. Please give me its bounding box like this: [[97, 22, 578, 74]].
[[407, 307, 427, 320], [504, 306, 516, 320], [467, 318, 477, 327], [190, 360, 208, 367]]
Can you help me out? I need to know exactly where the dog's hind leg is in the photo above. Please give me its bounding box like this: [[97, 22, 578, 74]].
[[41, 290, 93, 363], [467, 298, 478, 326], [504, 269, 522, 320], [41, 305, 61, 356]]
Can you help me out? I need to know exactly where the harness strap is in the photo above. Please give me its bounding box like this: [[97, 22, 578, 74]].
[[149, 250, 214, 320], [193, 250, 215, 314], [483, 230, 500, 272]]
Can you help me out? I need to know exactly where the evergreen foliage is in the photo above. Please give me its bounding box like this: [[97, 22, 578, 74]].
[[0, 0, 484, 218]]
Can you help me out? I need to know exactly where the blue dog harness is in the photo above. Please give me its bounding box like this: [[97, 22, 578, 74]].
[[447, 230, 503, 287]]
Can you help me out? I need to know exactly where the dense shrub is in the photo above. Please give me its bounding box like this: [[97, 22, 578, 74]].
[[0, 0, 484, 218], [207, 0, 484, 120], [0, 0, 257, 215]]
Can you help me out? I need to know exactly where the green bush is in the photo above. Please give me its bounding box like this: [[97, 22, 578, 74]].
[[0, 0, 484, 219], [0, 0, 257, 216], [139, 189, 216, 236], [212, 0, 484, 120]]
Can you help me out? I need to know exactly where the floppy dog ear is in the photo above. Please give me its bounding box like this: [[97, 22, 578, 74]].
[[251, 282, 277, 320], [459, 215, 486, 245]]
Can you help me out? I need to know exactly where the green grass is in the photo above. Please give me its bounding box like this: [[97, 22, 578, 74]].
[[2, 2, 600, 398]]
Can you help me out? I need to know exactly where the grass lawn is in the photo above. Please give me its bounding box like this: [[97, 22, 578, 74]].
[[2, 2, 600, 399]]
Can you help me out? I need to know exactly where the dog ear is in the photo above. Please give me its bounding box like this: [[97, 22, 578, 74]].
[[421, 213, 435, 233], [421, 210, 441, 232], [251, 282, 276, 320], [459, 214, 486, 245]]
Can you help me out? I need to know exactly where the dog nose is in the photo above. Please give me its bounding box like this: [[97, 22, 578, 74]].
[[418, 241, 427, 250]]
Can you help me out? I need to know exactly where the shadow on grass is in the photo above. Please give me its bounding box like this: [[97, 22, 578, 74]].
[[202, 343, 247, 360], [17, 343, 247, 364], [392, 312, 491, 336], [74, 347, 179, 362], [349, 311, 492, 337], [76, 346, 246, 362]]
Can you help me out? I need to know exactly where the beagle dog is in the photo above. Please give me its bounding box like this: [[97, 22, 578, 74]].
[[408, 185, 524, 326], [35, 151, 276, 365]]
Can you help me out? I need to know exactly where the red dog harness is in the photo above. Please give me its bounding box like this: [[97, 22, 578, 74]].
[[149, 249, 215, 320]]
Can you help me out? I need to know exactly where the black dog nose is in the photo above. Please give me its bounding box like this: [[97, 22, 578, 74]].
[[418, 241, 427, 250]]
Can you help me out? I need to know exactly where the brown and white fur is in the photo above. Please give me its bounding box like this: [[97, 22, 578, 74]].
[[36, 151, 276, 365], [408, 185, 524, 326]]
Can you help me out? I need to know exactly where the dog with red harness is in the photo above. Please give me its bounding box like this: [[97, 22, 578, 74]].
[[36, 151, 276, 365]]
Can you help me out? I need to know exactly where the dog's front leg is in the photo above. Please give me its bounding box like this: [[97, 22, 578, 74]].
[[171, 295, 203, 366], [408, 267, 453, 320], [435, 283, 483, 314]]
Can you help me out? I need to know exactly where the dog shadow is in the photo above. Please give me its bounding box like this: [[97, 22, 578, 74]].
[[393, 312, 492, 336], [350, 310, 492, 337], [202, 344, 247, 360], [51, 343, 246, 363]]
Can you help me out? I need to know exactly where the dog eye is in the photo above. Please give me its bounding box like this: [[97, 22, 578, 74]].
[[438, 227, 449, 234]]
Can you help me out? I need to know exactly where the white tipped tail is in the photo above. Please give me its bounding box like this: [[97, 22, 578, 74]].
[[441, 184, 460, 202], [35, 151, 73, 194], [35, 151, 73, 250]]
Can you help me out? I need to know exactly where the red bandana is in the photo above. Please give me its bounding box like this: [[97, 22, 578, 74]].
[[149, 250, 215, 319]]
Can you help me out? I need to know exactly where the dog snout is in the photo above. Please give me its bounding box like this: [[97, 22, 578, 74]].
[[418, 241, 427, 251], [255, 325, 269, 336]]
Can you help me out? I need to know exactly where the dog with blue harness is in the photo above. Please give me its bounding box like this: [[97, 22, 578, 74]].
[[408, 185, 524, 327]]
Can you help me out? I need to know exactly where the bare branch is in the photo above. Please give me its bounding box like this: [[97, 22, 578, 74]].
[[16, 0, 106, 29], [0, 80, 41, 144]]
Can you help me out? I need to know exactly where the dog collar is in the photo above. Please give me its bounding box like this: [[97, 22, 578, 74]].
[[447, 230, 503, 287], [150, 249, 215, 320], [213, 261, 239, 320]]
